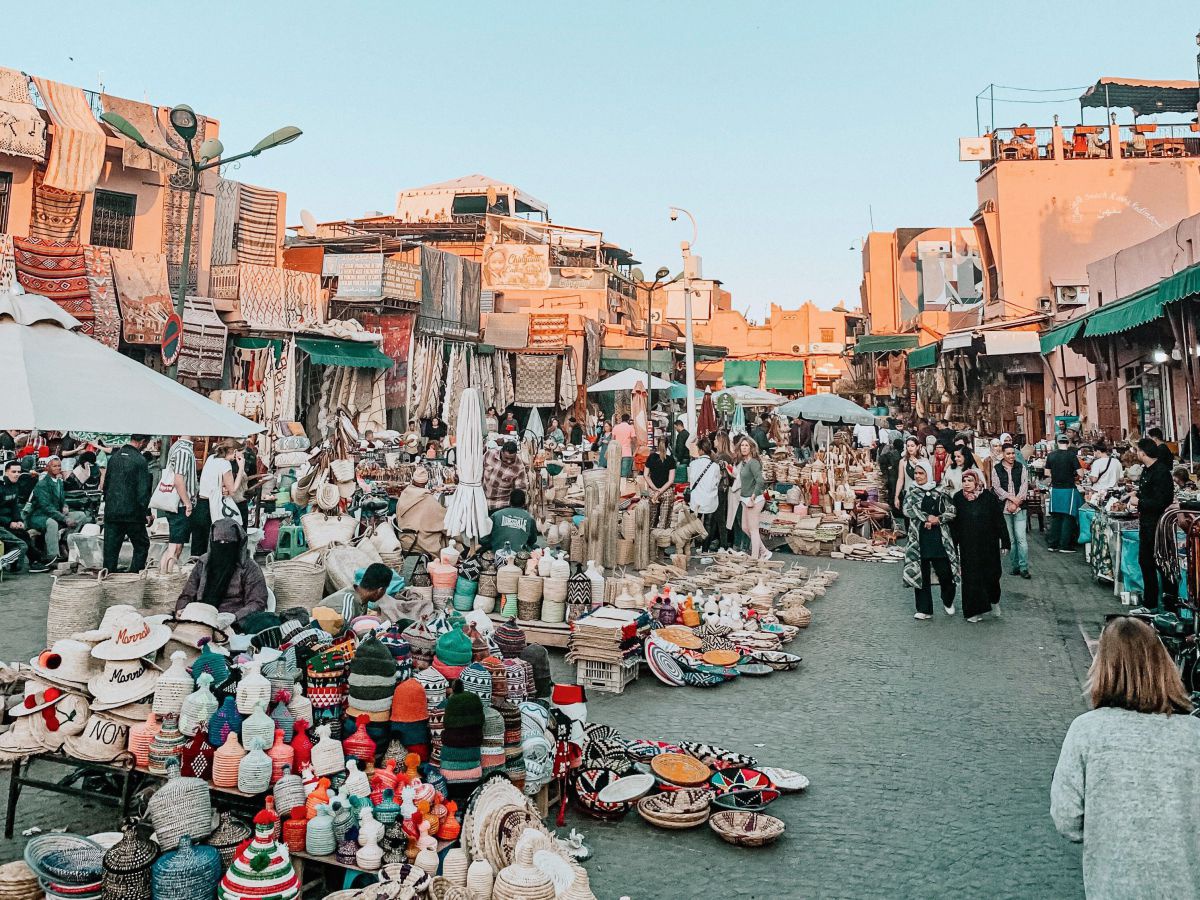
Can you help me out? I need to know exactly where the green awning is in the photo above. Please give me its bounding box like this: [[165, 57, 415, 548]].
[[296, 338, 394, 369], [723, 360, 761, 387], [600, 349, 672, 374], [764, 360, 805, 390], [1039, 320, 1084, 354], [851, 334, 919, 356], [1155, 261, 1200, 306], [907, 343, 938, 370], [234, 336, 284, 359], [1082, 286, 1164, 338]]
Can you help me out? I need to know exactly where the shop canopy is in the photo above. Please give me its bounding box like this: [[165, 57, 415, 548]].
[[722, 359, 761, 387], [296, 337, 394, 369], [1039, 320, 1084, 354], [907, 343, 938, 370], [777, 393, 874, 426], [0, 292, 261, 436], [600, 348, 672, 375], [587, 368, 675, 392], [850, 334, 919, 356], [1082, 285, 1164, 338], [1080, 78, 1200, 116], [712, 385, 788, 407], [982, 331, 1041, 356], [764, 360, 806, 391]]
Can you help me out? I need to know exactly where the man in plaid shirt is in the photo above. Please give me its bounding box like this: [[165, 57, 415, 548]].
[[483, 441, 530, 512]]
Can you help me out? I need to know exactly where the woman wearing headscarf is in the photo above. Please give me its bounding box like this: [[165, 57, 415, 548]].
[[951, 468, 1009, 622], [176, 518, 268, 623], [981, 437, 1004, 485], [902, 460, 959, 620]]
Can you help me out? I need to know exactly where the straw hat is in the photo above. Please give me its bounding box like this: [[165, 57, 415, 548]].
[[29, 639, 100, 688], [91, 609, 172, 661], [0, 715, 44, 757], [403, 433, 421, 454], [9, 682, 69, 717], [77, 604, 141, 643], [88, 659, 160, 707], [61, 710, 130, 762], [316, 481, 341, 512], [175, 602, 235, 631]]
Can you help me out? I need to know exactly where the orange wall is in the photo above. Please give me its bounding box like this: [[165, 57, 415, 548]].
[[860, 231, 899, 333]]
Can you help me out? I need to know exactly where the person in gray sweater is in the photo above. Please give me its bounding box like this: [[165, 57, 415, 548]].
[[1050, 617, 1199, 899]]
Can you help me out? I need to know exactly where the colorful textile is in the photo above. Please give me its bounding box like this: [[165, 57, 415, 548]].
[[29, 169, 84, 242], [237, 263, 287, 329], [110, 249, 173, 344], [211, 178, 240, 266], [237, 183, 281, 267], [162, 184, 200, 293], [0, 234, 15, 294], [513, 354, 557, 407], [0, 98, 46, 163], [527, 313, 568, 349], [31, 77, 106, 193], [82, 245, 121, 349], [99, 94, 173, 175], [12, 236, 89, 310], [180, 296, 228, 380]]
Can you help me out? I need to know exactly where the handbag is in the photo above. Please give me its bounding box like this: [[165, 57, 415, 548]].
[[150, 468, 181, 513]]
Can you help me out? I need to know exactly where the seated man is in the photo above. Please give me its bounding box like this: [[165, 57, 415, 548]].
[[394, 467, 447, 557], [26, 457, 87, 564], [176, 518, 268, 624], [320, 561, 394, 624], [0, 460, 49, 573], [485, 489, 537, 552]]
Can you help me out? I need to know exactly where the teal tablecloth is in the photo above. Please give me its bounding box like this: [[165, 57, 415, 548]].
[[1077, 505, 1096, 545], [1119, 528, 1143, 594]]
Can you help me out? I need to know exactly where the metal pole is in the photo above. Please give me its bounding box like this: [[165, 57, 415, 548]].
[[646, 280, 654, 445], [683, 274, 696, 432], [166, 166, 199, 380]]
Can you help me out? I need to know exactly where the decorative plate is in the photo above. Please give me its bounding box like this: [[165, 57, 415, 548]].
[[496, 807, 544, 868], [736, 663, 773, 677], [636, 787, 713, 816], [712, 788, 781, 811], [644, 636, 686, 687], [751, 650, 802, 671], [677, 742, 759, 769], [571, 767, 632, 819], [758, 766, 810, 792], [652, 626, 703, 651], [709, 810, 785, 847], [680, 667, 730, 688], [625, 739, 683, 762], [709, 767, 774, 794], [650, 752, 711, 787], [700, 649, 741, 667], [597, 773, 655, 804]]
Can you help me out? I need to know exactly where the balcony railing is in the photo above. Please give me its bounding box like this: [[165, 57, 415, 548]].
[[981, 123, 1200, 172]]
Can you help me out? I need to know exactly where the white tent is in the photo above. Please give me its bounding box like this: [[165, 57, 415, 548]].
[[0, 292, 261, 436], [712, 385, 788, 407], [586, 369, 675, 393]]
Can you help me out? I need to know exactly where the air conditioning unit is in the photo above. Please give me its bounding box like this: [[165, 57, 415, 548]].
[[1037, 296, 1052, 312], [1056, 285, 1088, 307]]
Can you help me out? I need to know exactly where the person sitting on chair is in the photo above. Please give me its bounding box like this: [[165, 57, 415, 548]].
[[176, 518, 267, 624]]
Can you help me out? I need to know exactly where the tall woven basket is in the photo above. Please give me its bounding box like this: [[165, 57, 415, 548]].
[[99, 570, 147, 612], [46, 574, 104, 643], [270, 558, 327, 611], [144, 563, 190, 617]]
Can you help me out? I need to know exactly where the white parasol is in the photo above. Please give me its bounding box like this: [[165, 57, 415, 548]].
[[0, 291, 260, 436], [443, 386, 491, 546], [524, 406, 544, 442]]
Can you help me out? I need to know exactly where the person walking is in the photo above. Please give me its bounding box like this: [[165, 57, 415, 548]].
[[902, 460, 959, 619], [950, 468, 1009, 621], [1131, 437, 1176, 610], [482, 440, 530, 513], [101, 435, 152, 573], [737, 436, 769, 560], [160, 435, 196, 568], [193, 439, 240, 556], [687, 438, 722, 550], [611, 414, 635, 477], [1050, 617, 1199, 898], [643, 437, 676, 528], [941, 446, 965, 494], [893, 436, 926, 513], [1045, 434, 1083, 553], [672, 420, 690, 464], [991, 443, 1030, 579]]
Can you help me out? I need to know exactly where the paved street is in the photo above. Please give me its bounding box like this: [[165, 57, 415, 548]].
[[0, 539, 1119, 898]]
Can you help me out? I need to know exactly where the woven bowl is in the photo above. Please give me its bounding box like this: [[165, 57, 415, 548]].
[[650, 753, 711, 788], [712, 788, 781, 812], [636, 787, 713, 816], [709, 810, 785, 847], [570, 768, 632, 820]]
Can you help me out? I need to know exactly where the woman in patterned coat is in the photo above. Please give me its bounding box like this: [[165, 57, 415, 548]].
[[902, 460, 960, 620]]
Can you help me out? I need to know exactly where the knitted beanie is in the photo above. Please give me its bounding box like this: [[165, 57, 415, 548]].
[[389, 678, 430, 759], [428, 700, 446, 766], [377, 629, 413, 682], [481, 657, 508, 702], [415, 667, 448, 713], [519, 644, 553, 698], [493, 619, 527, 659], [441, 689, 484, 746], [458, 663, 492, 705], [434, 627, 473, 668], [467, 625, 489, 663], [502, 658, 531, 703], [345, 634, 398, 722], [480, 705, 505, 775]]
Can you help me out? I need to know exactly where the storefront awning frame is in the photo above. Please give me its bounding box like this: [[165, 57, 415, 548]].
[[849, 334, 919, 356], [296, 337, 394, 369]]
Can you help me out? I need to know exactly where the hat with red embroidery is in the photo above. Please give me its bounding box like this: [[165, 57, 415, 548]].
[[550, 683, 587, 721], [90, 609, 172, 661]]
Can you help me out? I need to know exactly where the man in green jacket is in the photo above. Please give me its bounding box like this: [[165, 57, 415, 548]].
[[26, 457, 86, 564], [486, 489, 537, 552]]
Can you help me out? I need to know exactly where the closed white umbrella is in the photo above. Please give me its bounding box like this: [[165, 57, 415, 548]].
[[0, 292, 260, 436], [712, 385, 788, 407], [524, 406, 544, 442], [443, 386, 491, 546]]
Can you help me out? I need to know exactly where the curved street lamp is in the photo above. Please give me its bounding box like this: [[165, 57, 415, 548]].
[[100, 105, 301, 375], [669, 206, 699, 431]]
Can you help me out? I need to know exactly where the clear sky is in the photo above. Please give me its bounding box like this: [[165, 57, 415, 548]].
[[5, 1, 1198, 319]]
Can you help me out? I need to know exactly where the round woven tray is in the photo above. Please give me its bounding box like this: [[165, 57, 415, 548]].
[[650, 753, 711, 787], [708, 810, 785, 847], [652, 627, 702, 651]]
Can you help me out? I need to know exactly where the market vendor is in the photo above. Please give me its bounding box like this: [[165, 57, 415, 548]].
[[483, 441, 529, 512], [394, 467, 447, 556], [484, 488, 537, 553], [321, 561, 394, 623], [176, 517, 268, 624]]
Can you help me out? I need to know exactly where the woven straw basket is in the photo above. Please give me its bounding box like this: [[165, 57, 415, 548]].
[[144, 562, 190, 617], [46, 574, 103, 643], [270, 558, 327, 611], [99, 569, 147, 611]]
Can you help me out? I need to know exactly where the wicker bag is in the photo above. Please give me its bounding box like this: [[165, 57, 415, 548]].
[[146, 765, 214, 851], [99, 569, 147, 611], [46, 574, 104, 643], [615, 538, 636, 566], [330, 458, 356, 484], [270, 558, 327, 611], [323, 544, 375, 594], [144, 559, 190, 617], [300, 512, 357, 551]]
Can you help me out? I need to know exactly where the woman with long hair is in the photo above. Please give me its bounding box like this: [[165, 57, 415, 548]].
[[901, 460, 958, 619], [643, 436, 675, 528], [737, 437, 769, 560], [893, 436, 926, 511], [950, 467, 1009, 621], [1051, 617, 1199, 897], [942, 446, 967, 494]]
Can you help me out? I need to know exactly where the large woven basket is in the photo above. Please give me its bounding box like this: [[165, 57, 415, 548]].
[[323, 543, 375, 593], [516, 575, 543, 603], [615, 539, 635, 566], [46, 574, 104, 643], [270, 558, 327, 611], [99, 570, 147, 612], [300, 512, 357, 551], [144, 562, 190, 617]]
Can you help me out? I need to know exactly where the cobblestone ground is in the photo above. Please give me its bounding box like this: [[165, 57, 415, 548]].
[[0, 539, 1120, 898]]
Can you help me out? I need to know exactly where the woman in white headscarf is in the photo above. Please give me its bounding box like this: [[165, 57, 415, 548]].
[[901, 459, 959, 620]]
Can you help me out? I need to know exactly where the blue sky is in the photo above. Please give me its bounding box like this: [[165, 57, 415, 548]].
[[5, 1, 1198, 318]]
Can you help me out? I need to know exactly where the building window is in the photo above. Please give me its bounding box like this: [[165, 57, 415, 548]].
[[819, 328, 835, 343], [0, 172, 11, 233], [89, 190, 136, 249]]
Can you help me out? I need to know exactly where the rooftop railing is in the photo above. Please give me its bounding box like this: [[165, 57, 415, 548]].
[[979, 122, 1200, 173]]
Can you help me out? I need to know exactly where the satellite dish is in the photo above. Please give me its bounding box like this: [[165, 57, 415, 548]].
[[630, 267, 645, 282], [300, 209, 317, 237]]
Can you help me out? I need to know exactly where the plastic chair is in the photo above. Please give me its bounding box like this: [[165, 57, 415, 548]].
[[273, 525, 307, 561]]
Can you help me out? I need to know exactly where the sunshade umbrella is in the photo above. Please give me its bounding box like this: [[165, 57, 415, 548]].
[[730, 403, 747, 437], [712, 385, 787, 407], [631, 379, 649, 456], [0, 292, 260, 436], [587, 369, 675, 392], [523, 406, 544, 442], [443, 386, 491, 546], [697, 388, 717, 439], [776, 393, 874, 426]]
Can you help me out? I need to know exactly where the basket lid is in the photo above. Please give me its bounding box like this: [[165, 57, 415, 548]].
[[102, 821, 157, 874]]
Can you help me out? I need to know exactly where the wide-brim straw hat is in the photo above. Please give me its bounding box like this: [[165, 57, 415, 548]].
[[88, 659, 159, 707], [77, 604, 140, 643], [8, 681, 69, 717], [29, 639, 100, 687], [90, 609, 172, 661], [61, 711, 130, 762], [0, 716, 44, 756], [175, 602, 235, 632]]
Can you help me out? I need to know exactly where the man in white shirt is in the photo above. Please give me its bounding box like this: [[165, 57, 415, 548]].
[[1087, 442, 1122, 496]]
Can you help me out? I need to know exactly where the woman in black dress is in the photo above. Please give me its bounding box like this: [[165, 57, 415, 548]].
[[951, 467, 1010, 622]]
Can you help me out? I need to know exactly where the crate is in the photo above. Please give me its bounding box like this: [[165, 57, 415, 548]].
[[575, 656, 639, 694]]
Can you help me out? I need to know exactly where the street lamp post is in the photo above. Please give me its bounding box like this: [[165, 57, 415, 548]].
[[644, 266, 672, 439], [99, 106, 301, 377], [669, 206, 699, 432]]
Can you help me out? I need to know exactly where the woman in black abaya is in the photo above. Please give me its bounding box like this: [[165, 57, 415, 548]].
[[950, 467, 1010, 622]]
